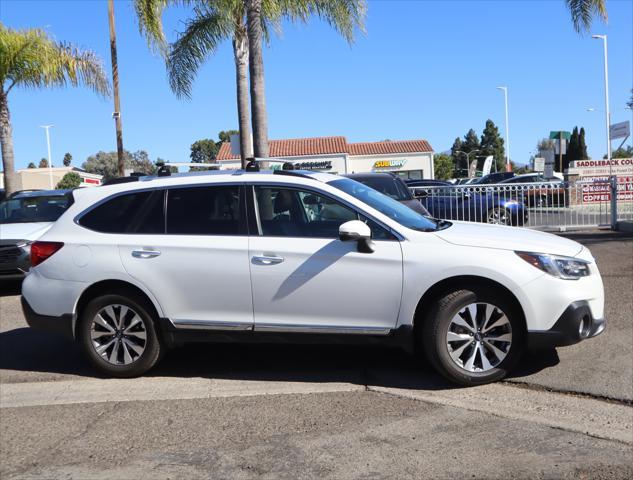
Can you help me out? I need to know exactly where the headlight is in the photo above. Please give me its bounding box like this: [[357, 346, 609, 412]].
[[516, 251, 591, 280]]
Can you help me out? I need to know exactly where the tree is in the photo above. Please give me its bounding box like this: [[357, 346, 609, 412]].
[[450, 137, 465, 176], [578, 127, 588, 160], [480, 119, 505, 173], [38, 158, 49, 168], [565, 126, 580, 169], [27, 162, 36, 169], [433, 153, 454, 180], [0, 23, 110, 196], [217, 129, 239, 148], [537, 138, 556, 154], [565, 0, 607, 32], [627, 89, 633, 110], [190, 139, 219, 164], [135, 0, 366, 165], [56, 172, 82, 189], [82, 150, 156, 180], [608, 146, 633, 159], [63, 152, 72, 167]]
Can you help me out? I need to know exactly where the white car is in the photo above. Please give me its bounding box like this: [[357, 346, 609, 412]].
[[0, 190, 74, 278], [21, 168, 605, 385]]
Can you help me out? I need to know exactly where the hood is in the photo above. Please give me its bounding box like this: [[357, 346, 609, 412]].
[[0, 222, 53, 243], [433, 221, 583, 257]]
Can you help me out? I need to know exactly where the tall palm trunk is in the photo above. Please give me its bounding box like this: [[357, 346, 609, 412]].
[[108, 0, 125, 176], [233, 26, 253, 168], [245, 0, 269, 159], [0, 88, 18, 196]]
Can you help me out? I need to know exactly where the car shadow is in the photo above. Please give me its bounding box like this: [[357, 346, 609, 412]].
[[0, 327, 560, 390], [0, 278, 22, 297]]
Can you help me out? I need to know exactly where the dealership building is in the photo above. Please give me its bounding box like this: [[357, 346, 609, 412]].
[[0, 166, 102, 191], [216, 136, 435, 179]]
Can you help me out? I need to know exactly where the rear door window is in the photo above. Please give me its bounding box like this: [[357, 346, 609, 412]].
[[166, 185, 242, 235], [79, 190, 165, 234]]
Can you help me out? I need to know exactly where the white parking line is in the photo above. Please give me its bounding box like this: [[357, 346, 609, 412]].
[[2, 377, 631, 445]]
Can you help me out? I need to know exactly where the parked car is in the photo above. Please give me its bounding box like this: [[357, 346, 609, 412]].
[[21, 169, 604, 386], [0, 190, 73, 278], [469, 172, 515, 184], [499, 174, 566, 207], [344, 172, 430, 216], [410, 181, 528, 226]]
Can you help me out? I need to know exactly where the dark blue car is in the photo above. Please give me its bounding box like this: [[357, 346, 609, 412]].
[[408, 180, 527, 226]]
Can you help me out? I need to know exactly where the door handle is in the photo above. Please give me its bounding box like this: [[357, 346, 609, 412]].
[[252, 255, 284, 265], [132, 249, 161, 259]]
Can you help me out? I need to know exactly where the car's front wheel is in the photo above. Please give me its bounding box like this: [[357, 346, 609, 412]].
[[487, 207, 512, 225], [421, 288, 525, 385], [78, 293, 163, 377]]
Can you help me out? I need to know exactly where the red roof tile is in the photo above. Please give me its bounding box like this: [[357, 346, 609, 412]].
[[347, 140, 433, 156], [216, 136, 348, 161], [216, 136, 433, 161]]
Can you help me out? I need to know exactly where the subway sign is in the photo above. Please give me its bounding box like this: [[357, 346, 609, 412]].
[[373, 159, 407, 169]]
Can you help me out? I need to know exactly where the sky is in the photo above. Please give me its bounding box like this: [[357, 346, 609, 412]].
[[1, 0, 632, 170]]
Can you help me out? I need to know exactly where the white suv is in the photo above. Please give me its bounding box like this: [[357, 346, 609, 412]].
[[21, 169, 605, 385]]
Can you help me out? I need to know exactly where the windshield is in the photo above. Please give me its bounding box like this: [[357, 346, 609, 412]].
[[0, 194, 72, 224], [330, 178, 440, 232], [352, 176, 412, 201]]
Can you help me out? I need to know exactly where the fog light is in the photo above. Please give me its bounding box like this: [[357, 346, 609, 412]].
[[579, 315, 591, 338]]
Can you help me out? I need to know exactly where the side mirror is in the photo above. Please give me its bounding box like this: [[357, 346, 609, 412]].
[[339, 220, 374, 253]]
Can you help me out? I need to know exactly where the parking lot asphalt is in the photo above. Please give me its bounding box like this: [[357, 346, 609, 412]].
[[1, 232, 632, 479]]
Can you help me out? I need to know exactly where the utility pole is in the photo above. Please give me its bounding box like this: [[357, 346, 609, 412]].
[[40, 125, 54, 189], [108, 0, 124, 177], [496, 86, 511, 172]]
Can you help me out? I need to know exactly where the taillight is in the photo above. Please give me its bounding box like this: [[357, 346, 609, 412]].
[[30, 241, 64, 267]]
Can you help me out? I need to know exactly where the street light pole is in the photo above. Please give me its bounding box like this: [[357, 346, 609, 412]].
[[592, 34, 611, 173], [496, 86, 510, 172], [455, 149, 480, 178], [39, 124, 54, 189]]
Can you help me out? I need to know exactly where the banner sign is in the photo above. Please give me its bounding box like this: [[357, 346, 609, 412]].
[[580, 176, 633, 203], [482, 156, 494, 176], [610, 121, 630, 140]]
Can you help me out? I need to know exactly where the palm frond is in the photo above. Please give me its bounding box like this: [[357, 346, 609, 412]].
[[565, 0, 608, 33], [273, 0, 367, 44], [0, 23, 110, 96], [167, 7, 233, 98], [134, 0, 195, 55]]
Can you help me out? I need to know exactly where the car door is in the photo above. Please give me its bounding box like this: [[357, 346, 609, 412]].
[[117, 184, 253, 330], [248, 184, 403, 333]]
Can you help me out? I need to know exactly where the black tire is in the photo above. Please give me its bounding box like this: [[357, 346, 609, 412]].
[[420, 287, 525, 386], [78, 292, 163, 377]]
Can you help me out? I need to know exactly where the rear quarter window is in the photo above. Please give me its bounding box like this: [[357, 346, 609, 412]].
[[78, 190, 165, 234]]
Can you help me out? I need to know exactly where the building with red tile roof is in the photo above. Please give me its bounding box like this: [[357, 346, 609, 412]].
[[216, 135, 435, 179]]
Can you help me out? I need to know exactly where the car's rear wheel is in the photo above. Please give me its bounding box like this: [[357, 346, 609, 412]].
[[78, 293, 163, 377], [421, 288, 525, 385]]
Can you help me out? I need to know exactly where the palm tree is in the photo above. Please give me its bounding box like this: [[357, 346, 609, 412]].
[[135, 0, 366, 164], [0, 24, 110, 196], [565, 0, 607, 32]]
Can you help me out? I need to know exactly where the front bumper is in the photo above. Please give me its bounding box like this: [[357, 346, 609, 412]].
[[527, 300, 606, 349], [21, 296, 75, 339]]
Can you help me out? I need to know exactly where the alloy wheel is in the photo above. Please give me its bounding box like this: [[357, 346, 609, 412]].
[[446, 302, 512, 373], [90, 304, 147, 365], [487, 207, 511, 225]]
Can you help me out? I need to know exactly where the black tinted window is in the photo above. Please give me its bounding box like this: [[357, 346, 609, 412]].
[[167, 186, 241, 235], [80, 190, 164, 233]]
